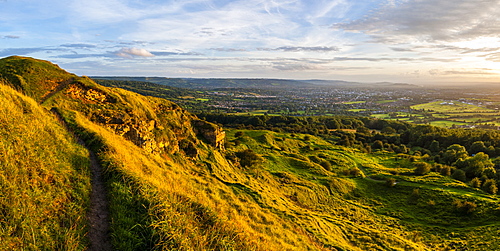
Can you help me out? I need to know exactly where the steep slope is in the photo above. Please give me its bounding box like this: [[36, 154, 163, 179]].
[[0, 82, 90, 249]]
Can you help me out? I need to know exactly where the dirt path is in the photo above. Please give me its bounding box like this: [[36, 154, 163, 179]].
[[86, 149, 112, 251], [50, 109, 112, 250]]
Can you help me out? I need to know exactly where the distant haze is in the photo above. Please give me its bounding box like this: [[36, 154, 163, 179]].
[[1, 0, 500, 85]]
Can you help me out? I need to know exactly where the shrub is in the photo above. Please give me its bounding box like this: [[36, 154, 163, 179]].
[[482, 179, 498, 194], [451, 169, 466, 182], [414, 162, 431, 175], [471, 177, 482, 188], [347, 168, 362, 177], [319, 160, 332, 171], [235, 149, 264, 168], [453, 200, 477, 214], [440, 165, 451, 176], [386, 178, 397, 187]]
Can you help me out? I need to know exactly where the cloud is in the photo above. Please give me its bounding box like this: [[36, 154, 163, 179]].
[[429, 68, 496, 76], [61, 43, 97, 49], [152, 51, 203, 56], [0, 47, 62, 57], [114, 47, 154, 58], [334, 0, 500, 43], [210, 48, 247, 52], [259, 46, 339, 52], [55, 53, 112, 59], [484, 52, 500, 62], [389, 47, 414, 52], [2, 35, 20, 39]]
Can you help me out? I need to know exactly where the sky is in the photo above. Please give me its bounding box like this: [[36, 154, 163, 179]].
[[2, 0, 500, 84]]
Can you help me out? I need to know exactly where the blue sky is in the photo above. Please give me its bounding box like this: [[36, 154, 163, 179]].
[[1, 0, 500, 84]]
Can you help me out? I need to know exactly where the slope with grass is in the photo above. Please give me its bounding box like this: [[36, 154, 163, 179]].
[[3, 56, 500, 250], [0, 82, 91, 250]]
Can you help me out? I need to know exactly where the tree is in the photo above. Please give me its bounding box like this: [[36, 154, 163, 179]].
[[372, 140, 384, 150], [482, 179, 498, 194], [235, 149, 264, 168], [429, 140, 440, 153], [470, 141, 487, 154], [381, 126, 396, 134], [458, 152, 494, 178], [440, 165, 452, 177], [471, 177, 482, 188], [414, 162, 431, 175], [442, 144, 469, 165], [451, 169, 466, 182]]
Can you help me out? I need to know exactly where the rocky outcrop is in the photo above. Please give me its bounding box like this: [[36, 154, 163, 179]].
[[192, 119, 225, 150], [90, 110, 175, 154], [66, 82, 116, 103]]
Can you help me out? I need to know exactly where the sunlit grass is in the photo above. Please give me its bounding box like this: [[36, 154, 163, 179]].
[[0, 84, 90, 250]]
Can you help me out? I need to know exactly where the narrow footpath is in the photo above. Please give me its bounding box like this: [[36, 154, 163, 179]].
[[50, 109, 112, 250], [86, 149, 112, 251]]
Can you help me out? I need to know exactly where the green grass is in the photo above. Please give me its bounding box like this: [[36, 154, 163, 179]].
[[375, 99, 396, 104], [412, 101, 494, 113], [371, 113, 390, 119], [343, 100, 366, 104], [430, 120, 467, 127], [348, 108, 367, 112]]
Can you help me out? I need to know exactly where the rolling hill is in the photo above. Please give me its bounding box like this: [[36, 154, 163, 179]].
[[2, 56, 500, 250]]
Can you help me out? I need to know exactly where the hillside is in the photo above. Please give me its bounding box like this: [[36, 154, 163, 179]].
[[2, 56, 500, 250]]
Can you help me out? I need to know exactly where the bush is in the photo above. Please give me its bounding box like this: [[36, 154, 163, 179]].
[[453, 200, 477, 214], [482, 179, 498, 194], [319, 160, 332, 171], [451, 169, 466, 182], [471, 177, 482, 188], [386, 178, 397, 187], [440, 165, 451, 176], [235, 149, 264, 168], [414, 162, 431, 175]]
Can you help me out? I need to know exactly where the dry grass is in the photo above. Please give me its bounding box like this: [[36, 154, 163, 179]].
[[0, 84, 90, 250]]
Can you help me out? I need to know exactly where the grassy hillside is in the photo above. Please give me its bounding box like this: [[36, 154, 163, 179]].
[[2, 56, 500, 250], [0, 83, 90, 250]]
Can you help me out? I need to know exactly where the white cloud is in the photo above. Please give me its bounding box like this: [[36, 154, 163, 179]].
[[334, 0, 500, 43], [114, 47, 154, 58]]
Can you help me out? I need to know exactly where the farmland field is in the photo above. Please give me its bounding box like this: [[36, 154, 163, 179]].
[[410, 101, 500, 128]]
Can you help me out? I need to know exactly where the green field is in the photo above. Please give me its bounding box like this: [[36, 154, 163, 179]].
[[348, 108, 367, 112], [411, 101, 494, 113], [343, 100, 366, 104], [375, 99, 396, 104], [409, 101, 500, 128]]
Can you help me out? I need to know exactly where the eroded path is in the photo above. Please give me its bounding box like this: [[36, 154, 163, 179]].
[[86, 149, 112, 251], [51, 109, 112, 250]]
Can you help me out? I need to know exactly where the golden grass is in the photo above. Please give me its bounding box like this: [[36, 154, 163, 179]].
[[0, 84, 90, 250], [71, 107, 432, 250]]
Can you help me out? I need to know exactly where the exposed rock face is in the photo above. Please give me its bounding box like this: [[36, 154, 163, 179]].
[[66, 82, 116, 103], [90, 110, 175, 154], [192, 119, 225, 150]]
